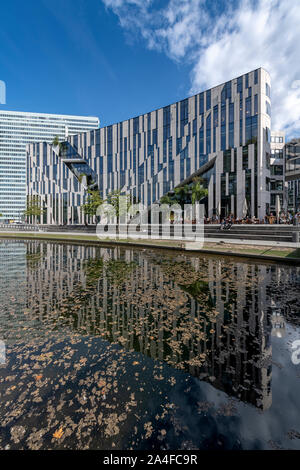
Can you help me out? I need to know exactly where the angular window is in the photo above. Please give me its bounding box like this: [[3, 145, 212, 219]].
[[221, 105, 226, 125], [213, 105, 219, 127], [163, 106, 171, 126], [152, 129, 157, 145], [199, 154, 208, 167], [221, 86, 226, 104], [206, 113, 211, 154], [251, 115, 258, 140], [199, 93, 204, 114], [226, 81, 232, 102], [229, 103, 234, 123], [176, 137, 182, 154], [133, 117, 139, 135], [199, 127, 204, 154], [180, 99, 188, 123], [243, 146, 249, 170], [270, 180, 283, 191], [229, 122, 234, 148], [254, 94, 258, 114], [237, 76, 243, 94], [245, 73, 249, 88], [213, 106, 218, 153], [245, 97, 251, 117], [192, 118, 197, 135], [223, 150, 231, 172], [221, 125, 226, 151], [180, 99, 188, 135], [206, 90, 211, 111], [270, 165, 283, 176], [245, 117, 252, 143]]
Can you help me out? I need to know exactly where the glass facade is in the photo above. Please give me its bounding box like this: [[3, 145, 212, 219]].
[[0, 111, 99, 220], [270, 131, 285, 212], [27, 68, 272, 223], [285, 139, 300, 211]]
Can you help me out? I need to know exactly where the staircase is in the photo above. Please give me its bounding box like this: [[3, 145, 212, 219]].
[[42, 225, 97, 234], [40, 224, 299, 244], [203, 225, 299, 243]]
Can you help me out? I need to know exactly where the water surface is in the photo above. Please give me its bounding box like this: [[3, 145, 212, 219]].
[[0, 239, 299, 450]]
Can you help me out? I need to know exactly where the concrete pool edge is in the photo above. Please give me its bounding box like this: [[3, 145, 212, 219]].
[[1, 231, 300, 265]]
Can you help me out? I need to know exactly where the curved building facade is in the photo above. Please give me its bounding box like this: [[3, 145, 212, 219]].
[[27, 68, 272, 224]]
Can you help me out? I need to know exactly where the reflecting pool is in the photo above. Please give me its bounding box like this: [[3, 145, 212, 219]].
[[0, 239, 299, 450]]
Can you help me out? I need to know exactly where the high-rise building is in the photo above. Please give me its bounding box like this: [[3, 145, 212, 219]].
[[285, 138, 300, 212], [27, 68, 272, 224], [270, 130, 285, 213], [0, 110, 99, 221]]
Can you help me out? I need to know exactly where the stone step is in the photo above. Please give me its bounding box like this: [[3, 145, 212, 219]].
[[204, 229, 293, 236], [204, 233, 292, 241]]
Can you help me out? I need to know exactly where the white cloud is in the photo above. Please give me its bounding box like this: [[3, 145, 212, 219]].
[[103, 0, 300, 138]]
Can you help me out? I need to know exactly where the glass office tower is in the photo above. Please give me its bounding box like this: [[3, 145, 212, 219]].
[[0, 110, 99, 221], [27, 68, 272, 224]]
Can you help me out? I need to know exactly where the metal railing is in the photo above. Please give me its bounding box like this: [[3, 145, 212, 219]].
[[0, 224, 40, 232]]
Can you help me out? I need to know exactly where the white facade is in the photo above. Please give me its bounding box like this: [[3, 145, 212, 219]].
[[270, 130, 285, 212], [0, 110, 99, 221]]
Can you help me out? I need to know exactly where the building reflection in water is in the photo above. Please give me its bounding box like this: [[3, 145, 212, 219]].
[[14, 241, 297, 411], [0, 239, 27, 317]]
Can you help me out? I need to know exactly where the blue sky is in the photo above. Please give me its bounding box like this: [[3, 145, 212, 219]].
[[0, 0, 300, 136], [0, 0, 191, 126]]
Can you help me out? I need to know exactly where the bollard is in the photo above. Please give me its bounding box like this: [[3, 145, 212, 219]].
[[292, 231, 300, 243]]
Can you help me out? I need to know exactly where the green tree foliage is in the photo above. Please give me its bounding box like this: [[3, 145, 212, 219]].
[[80, 190, 103, 217], [191, 177, 208, 204], [24, 196, 45, 224], [173, 185, 190, 208], [52, 135, 60, 147], [159, 194, 173, 205], [160, 177, 208, 208], [105, 190, 132, 221]]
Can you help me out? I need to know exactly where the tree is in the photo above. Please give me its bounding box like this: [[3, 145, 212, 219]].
[[52, 135, 60, 147], [174, 184, 190, 207], [191, 178, 208, 204], [24, 196, 45, 224], [160, 194, 174, 205], [52, 136, 68, 157], [80, 190, 103, 224], [105, 190, 131, 222]]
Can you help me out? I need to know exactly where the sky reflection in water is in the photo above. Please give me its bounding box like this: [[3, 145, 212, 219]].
[[0, 239, 299, 450]]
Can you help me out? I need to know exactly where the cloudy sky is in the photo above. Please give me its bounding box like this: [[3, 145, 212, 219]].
[[103, 0, 300, 138], [0, 0, 299, 138]]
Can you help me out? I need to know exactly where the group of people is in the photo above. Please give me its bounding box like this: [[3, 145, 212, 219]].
[[264, 212, 300, 225], [203, 211, 300, 228]]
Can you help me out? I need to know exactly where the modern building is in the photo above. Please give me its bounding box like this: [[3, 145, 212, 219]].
[[0, 110, 99, 221], [285, 138, 300, 212], [270, 130, 285, 213], [27, 68, 272, 224]]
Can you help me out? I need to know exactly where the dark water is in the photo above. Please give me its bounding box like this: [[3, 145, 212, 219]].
[[0, 239, 299, 450]]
